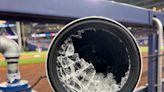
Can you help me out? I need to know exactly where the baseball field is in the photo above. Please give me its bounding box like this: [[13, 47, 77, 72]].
[[0, 46, 163, 92]]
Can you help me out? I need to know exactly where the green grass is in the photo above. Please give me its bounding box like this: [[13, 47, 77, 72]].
[[0, 46, 160, 67], [21, 51, 47, 56], [139, 46, 148, 53], [139, 46, 164, 53], [0, 51, 47, 67]]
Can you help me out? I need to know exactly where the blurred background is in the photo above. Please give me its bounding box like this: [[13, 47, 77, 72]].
[[0, 0, 164, 92], [0, 18, 151, 92], [113, 0, 164, 12], [0, 20, 151, 52]]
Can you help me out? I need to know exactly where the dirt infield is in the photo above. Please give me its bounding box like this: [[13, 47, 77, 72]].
[[0, 52, 164, 91], [0, 63, 52, 92]]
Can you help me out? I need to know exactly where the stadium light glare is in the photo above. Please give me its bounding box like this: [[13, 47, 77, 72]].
[[0, 20, 6, 24]]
